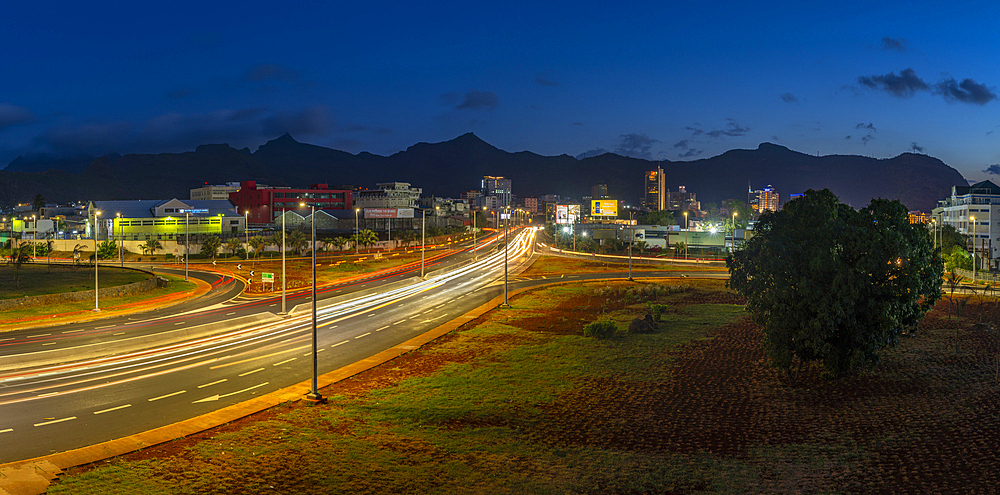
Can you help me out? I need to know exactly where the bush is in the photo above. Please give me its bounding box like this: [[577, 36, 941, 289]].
[[647, 303, 668, 322], [583, 318, 618, 339]]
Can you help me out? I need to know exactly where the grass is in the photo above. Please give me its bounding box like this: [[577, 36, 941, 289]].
[[0, 263, 149, 299], [521, 255, 725, 277], [0, 273, 197, 327]]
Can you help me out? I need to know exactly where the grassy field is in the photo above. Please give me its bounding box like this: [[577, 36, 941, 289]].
[[0, 263, 149, 299], [47, 279, 1000, 493], [521, 255, 726, 276], [0, 273, 197, 327]]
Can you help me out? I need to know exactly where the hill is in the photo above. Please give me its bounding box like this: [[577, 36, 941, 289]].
[[0, 134, 966, 211]]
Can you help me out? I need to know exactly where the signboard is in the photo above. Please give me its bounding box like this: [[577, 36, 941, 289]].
[[179, 209, 209, 214], [364, 208, 415, 219], [555, 204, 581, 224], [591, 199, 618, 217], [261, 272, 274, 282]]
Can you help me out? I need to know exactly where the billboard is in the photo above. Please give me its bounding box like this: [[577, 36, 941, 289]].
[[555, 204, 581, 224], [364, 208, 414, 219], [591, 199, 618, 217]]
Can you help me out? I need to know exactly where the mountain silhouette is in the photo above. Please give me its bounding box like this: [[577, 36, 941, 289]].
[[0, 134, 966, 212]]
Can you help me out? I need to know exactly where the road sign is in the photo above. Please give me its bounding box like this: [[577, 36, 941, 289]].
[[261, 272, 273, 282], [250, 270, 255, 277], [236, 264, 242, 270]]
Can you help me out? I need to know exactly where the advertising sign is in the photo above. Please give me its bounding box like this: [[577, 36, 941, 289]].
[[364, 208, 415, 219], [555, 204, 581, 224], [591, 199, 618, 217]]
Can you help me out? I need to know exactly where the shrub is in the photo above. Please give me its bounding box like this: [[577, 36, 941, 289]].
[[584, 318, 618, 339], [647, 303, 668, 322]]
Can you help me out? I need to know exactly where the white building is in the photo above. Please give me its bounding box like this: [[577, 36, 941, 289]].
[[355, 182, 422, 209], [190, 182, 243, 201], [935, 180, 1000, 266]]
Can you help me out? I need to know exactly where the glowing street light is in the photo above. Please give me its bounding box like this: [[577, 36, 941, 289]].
[[971, 215, 977, 283], [93, 210, 101, 312], [301, 202, 322, 401], [354, 207, 360, 254]]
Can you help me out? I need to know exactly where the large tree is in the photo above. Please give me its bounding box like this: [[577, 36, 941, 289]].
[[727, 189, 942, 382]]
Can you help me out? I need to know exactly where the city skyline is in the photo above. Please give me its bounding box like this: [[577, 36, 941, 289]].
[[2, 1, 999, 181]]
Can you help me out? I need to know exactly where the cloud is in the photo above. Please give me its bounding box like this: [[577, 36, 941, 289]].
[[856, 122, 877, 131], [678, 148, 703, 158], [535, 75, 559, 87], [911, 142, 924, 153], [934, 77, 998, 105], [39, 120, 135, 155], [672, 139, 689, 149], [685, 126, 704, 136], [576, 148, 609, 160], [614, 133, 659, 159], [771, 135, 780, 141], [0, 103, 34, 130], [880, 37, 907, 52], [706, 120, 750, 138], [440, 90, 499, 111], [861, 134, 875, 145], [982, 164, 1000, 175], [780, 93, 798, 103], [262, 105, 334, 136], [858, 68, 928, 97], [844, 135, 852, 140], [244, 63, 300, 82]]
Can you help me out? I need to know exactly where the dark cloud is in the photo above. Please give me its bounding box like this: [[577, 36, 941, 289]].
[[881, 37, 907, 52], [672, 139, 689, 149], [244, 63, 300, 82], [340, 124, 392, 135], [440, 90, 499, 111], [0, 103, 34, 130], [614, 133, 658, 159], [910, 142, 924, 153], [861, 134, 875, 145], [844, 135, 852, 140], [262, 105, 334, 137], [780, 92, 797, 103], [858, 68, 928, 97], [678, 148, 703, 158], [39, 121, 134, 155], [982, 164, 1000, 175], [535, 75, 559, 87], [856, 122, 877, 131], [934, 77, 998, 105], [706, 121, 750, 138], [576, 148, 609, 160], [771, 135, 780, 142], [685, 126, 704, 136]]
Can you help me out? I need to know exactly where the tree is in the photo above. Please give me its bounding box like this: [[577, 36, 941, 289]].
[[727, 189, 943, 382], [358, 229, 379, 252], [329, 236, 348, 252], [635, 240, 648, 255], [938, 224, 967, 255], [97, 240, 117, 260], [224, 237, 242, 257], [45, 239, 54, 273], [139, 239, 162, 257], [638, 210, 675, 226], [248, 236, 266, 262], [9, 244, 32, 288], [200, 236, 222, 259], [31, 193, 45, 212], [945, 245, 973, 271], [673, 241, 687, 258], [287, 230, 307, 255], [73, 243, 85, 266]]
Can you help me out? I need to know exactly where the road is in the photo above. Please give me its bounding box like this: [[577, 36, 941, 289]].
[[0, 229, 726, 463]]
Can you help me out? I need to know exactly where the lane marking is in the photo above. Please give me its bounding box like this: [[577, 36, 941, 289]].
[[174, 322, 186, 325], [95, 325, 115, 330], [239, 368, 265, 377], [112, 332, 125, 336], [331, 340, 349, 347], [376, 325, 390, 331], [0, 338, 14, 342], [34, 416, 76, 427], [210, 347, 307, 370], [149, 390, 186, 402], [273, 358, 297, 366], [61, 329, 84, 334], [421, 309, 434, 315], [355, 332, 371, 339], [393, 321, 404, 325], [94, 404, 131, 415], [198, 379, 228, 389], [27, 334, 51, 338], [193, 382, 271, 403], [226, 312, 236, 316], [434, 303, 447, 309], [41, 342, 57, 346], [0, 428, 12, 434]]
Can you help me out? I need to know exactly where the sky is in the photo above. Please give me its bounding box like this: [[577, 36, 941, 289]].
[[1, 0, 999, 181]]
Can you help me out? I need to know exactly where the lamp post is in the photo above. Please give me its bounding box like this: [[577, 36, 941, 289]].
[[183, 211, 189, 281], [301, 203, 322, 401], [421, 207, 427, 278], [354, 208, 360, 254], [244, 209, 249, 260], [971, 215, 977, 283], [628, 211, 634, 281], [116, 212, 123, 267], [503, 204, 509, 306], [684, 211, 689, 260], [93, 210, 101, 312], [731, 211, 738, 251], [281, 207, 286, 314]]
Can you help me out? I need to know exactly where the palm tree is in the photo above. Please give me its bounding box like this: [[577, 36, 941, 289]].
[[266, 233, 282, 259], [330, 236, 348, 252], [9, 244, 32, 288], [224, 237, 242, 257], [248, 236, 266, 262], [73, 243, 85, 267], [358, 229, 379, 253], [45, 239, 54, 273], [635, 240, 648, 255], [287, 230, 308, 255], [201, 236, 222, 260], [31, 193, 45, 213], [143, 239, 162, 257]]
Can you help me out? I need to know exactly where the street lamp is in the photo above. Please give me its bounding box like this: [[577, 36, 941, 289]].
[[971, 215, 977, 283], [244, 209, 249, 260], [354, 207, 360, 254], [184, 211, 190, 282], [628, 210, 634, 281], [116, 212, 123, 267], [93, 210, 101, 312], [684, 211, 689, 260], [473, 206, 485, 259], [301, 202, 322, 401], [421, 207, 428, 278], [281, 206, 287, 314], [503, 205, 509, 306]]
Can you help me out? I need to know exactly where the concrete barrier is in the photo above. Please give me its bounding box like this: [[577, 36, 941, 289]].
[[0, 312, 283, 372]]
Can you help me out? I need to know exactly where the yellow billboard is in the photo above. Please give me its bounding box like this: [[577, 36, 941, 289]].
[[591, 199, 618, 217]]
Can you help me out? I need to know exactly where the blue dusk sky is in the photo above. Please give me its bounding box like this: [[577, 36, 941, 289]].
[[1, 1, 998, 181]]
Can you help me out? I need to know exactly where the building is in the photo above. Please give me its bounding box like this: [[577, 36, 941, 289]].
[[190, 182, 242, 201], [518, 196, 539, 214], [749, 185, 780, 213], [665, 186, 699, 212], [86, 199, 243, 241], [908, 211, 929, 224], [482, 176, 512, 207], [591, 184, 609, 200], [936, 180, 1000, 266], [228, 181, 354, 225], [355, 182, 422, 209], [644, 167, 665, 210]]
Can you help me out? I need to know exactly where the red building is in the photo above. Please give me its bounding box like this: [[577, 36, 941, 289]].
[[229, 181, 354, 224]]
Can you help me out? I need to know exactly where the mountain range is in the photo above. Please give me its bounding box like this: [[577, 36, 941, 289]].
[[0, 133, 967, 212]]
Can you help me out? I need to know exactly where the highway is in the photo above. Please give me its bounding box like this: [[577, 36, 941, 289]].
[[0, 228, 530, 462]]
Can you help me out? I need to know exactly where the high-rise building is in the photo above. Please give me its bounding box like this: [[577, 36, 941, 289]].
[[749, 185, 780, 213], [482, 176, 512, 207], [665, 185, 699, 212], [644, 167, 665, 210], [591, 184, 609, 200], [937, 180, 1000, 265]]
